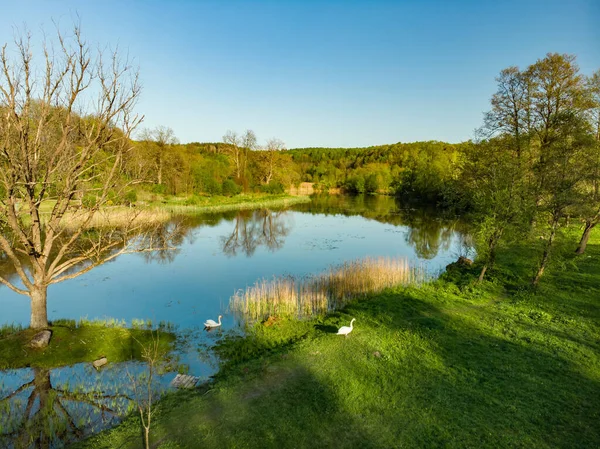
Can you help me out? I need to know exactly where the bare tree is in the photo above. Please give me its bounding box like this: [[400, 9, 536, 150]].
[[241, 129, 257, 185], [222, 129, 256, 189], [0, 24, 163, 328], [139, 125, 178, 185], [257, 138, 286, 185], [222, 129, 242, 179]]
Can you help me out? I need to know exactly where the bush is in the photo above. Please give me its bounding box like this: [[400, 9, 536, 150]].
[[222, 179, 241, 196], [201, 177, 222, 195], [365, 174, 380, 194], [261, 181, 285, 194], [123, 189, 137, 206], [346, 175, 365, 194], [151, 184, 167, 194]]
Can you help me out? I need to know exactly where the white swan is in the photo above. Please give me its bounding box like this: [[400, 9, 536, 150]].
[[337, 318, 355, 337], [204, 315, 222, 329]]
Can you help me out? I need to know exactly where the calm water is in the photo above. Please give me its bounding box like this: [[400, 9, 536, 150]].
[[0, 195, 473, 447]]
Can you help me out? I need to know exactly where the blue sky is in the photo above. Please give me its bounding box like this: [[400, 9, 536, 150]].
[[1, 0, 598, 148]]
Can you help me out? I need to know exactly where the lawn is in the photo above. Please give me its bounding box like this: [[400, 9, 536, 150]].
[[76, 228, 600, 449]]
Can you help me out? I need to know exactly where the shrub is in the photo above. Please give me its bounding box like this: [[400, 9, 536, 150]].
[[222, 179, 241, 196], [261, 181, 285, 194], [346, 175, 365, 194], [201, 177, 222, 195], [365, 174, 380, 194], [123, 189, 137, 206]]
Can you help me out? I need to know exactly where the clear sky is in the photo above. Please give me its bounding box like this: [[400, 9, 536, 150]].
[[0, 0, 598, 148]]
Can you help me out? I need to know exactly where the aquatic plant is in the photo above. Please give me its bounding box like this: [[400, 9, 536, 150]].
[[229, 256, 427, 322]]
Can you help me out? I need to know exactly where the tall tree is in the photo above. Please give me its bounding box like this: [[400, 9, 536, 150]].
[[575, 70, 600, 254], [462, 138, 530, 282], [526, 54, 593, 284], [0, 25, 159, 328], [473, 66, 534, 281]]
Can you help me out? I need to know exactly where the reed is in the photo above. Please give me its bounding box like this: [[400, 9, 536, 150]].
[[230, 256, 428, 323], [57, 207, 171, 230]]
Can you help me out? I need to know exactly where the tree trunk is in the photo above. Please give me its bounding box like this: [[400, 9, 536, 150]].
[[575, 221, 596, 254], [533, 219, 558, 286], [30, 286, 49, 329], [477, 264, 488, 283], [478, 231, 500, 283]]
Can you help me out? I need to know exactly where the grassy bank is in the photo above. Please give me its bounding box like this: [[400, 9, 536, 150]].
[[0, 319, 175, 370], [77, 230, 600, 449], [151, 193, 310, 215]]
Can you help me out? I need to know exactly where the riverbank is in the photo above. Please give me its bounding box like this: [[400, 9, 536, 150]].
[[76, 228, 600, 448]]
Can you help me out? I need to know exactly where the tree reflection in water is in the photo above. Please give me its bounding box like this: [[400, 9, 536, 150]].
[[0, 362, 163, 449], [221, 209, 292, 257]]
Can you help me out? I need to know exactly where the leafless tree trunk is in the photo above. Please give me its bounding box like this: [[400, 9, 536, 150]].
[[223, 130, 242, 179], [0, 24, 169, 329], [261, 138, 285, 185]]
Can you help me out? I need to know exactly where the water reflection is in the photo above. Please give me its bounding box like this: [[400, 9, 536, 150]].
[[220, 210, 292, 257], [294, 195, 473, 260], [0, 362, 170, 449]]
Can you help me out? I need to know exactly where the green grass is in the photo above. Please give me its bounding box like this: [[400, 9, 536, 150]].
[[150, 193, 310, 214], [0, 319, 175, 370], [76, 228, 600, 449]]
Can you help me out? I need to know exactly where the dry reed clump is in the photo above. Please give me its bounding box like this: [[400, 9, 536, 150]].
[[57, 207, 171, 230], [230, 257, 427, 323]]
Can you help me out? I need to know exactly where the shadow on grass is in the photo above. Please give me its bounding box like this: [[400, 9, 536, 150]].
[[313, 324, 339, 334]]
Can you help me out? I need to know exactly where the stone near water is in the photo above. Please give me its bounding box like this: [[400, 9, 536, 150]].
[[170, 373, 200, 389], [92, 357, 108, 369], [30, 330, 52, 348]]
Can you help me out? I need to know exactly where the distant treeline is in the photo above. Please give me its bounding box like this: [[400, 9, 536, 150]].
[[125, 135, 466, 206]]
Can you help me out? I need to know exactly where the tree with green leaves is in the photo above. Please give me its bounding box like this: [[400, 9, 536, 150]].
[[575, 70, 600, 254]]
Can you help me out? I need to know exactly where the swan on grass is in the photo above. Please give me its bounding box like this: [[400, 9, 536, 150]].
[[336, 318, 355, 337], [204, 315, 222, 329]]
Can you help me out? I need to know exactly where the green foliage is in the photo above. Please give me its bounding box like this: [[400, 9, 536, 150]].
[[260, 181, 285, 194], [346, 175, 365, 194], [200, 176, 223, 195], [365, 173, 380, 193], [222, 179, 241, 196], [123, 189, 137, 206], [151, 184, 167, 195]]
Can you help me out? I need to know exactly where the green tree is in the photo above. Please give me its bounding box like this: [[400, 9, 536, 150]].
[[575, 70, 600, 254]]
